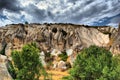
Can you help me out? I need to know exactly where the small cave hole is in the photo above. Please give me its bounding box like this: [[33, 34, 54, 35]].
[[62, 29, 67, 37], [52, 28, 57, 33]]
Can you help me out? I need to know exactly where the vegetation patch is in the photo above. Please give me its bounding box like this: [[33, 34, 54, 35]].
[[63, 45, 120, 80], [58, 52, 68, 62], [8, 43, 48, 80]]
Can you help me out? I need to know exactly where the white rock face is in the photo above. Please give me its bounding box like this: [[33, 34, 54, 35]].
[[39, 51, 46, 66], [78, 27, 110, 47], [0, 54, 7, 62], [0, 63, 12, 80], [50, 49, 61, 56], [0, 55, 12, 80], [66, 49, 73, 56]]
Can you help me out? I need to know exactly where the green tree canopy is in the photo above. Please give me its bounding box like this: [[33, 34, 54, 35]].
[[11, 43, 47, 80], [63, 45, 120, 80]]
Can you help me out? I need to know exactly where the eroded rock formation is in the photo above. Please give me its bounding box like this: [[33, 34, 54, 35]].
[[0, 23, 119, 79], [0, 54, 12, 80], [110, 24, 120, 55], [0, 23, 117, 56]]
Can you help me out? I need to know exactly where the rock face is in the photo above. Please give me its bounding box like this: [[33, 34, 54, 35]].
[[0, 23, 116, 56], [110, 24, 120, 55], [39, 51, 46, 66], [0, 23, 118, 79], [57, 60, 67, 71], [0, 55, 12, 80]]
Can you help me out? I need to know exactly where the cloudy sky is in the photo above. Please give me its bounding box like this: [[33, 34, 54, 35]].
[[0, 0, 120, 27]]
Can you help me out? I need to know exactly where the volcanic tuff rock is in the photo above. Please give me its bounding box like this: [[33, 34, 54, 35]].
[[0, 54, 12, 80], [0, 23, 118, 56], [0, 23, 119, 79], [110, 24, 120, 55], [0, 23, 119, 80]]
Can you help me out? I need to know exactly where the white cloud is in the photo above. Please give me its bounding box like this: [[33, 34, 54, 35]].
[[19, 0, 35, 7], [0, 0, 120, 27], [0, 19, 12, 27], [2, 10, 25, 25], [107, 23, 118, 28]]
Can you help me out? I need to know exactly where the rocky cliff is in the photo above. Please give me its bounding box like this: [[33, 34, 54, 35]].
[[0, 54, 12, 80], [0, 23, 118, 57], [110, 24, 120, 55], [0, 23, 119, 79]]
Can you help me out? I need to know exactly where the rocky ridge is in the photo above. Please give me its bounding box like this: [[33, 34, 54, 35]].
[[0, 23, 119, 80], [0, 23, 117, 56]]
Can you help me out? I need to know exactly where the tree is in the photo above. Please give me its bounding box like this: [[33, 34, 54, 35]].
[[11, 43, 47, 80], [25, 21, 28, 24], [110, 54, 120, 80], [63, 45, 120, 80], [58, 52, 68, 61]]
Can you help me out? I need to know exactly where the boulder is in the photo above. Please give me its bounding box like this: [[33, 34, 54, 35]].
[[50, 49, 61, 56], [0, 54, 7, 63], [0, 55, 12, 80], [57, 60, 67, 71], [0, 63, 12, 80], [66, 49, 73, 56]]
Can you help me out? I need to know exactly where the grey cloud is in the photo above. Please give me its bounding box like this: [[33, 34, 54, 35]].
[[0, 0, 120, 27], [110, 14, 120, 24], [68, 0, 94, 6], [84, 0, 94, 5], [47, 11, 55, 20], [56, 1, 108, 23], [24, 4, 48, 22], [67, 0, 78, 4], [58, 0, 119, 25], [0, 0, 22, 13]]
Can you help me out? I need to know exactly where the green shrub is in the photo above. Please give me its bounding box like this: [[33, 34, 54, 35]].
[[7, 61, 17, 79], [45, 52, 53, 69], [10, 43, 47, 80], [110, 54, 120, 79], [25, 21, 28, 24], [58, 52, 68, 61], [63, 45, 120, 80]]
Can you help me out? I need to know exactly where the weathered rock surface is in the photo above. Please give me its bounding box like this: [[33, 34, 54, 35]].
[[0, 55, 12, 80], [57, 60, 67, 71], [110, 24, 120, 55], [39, 51, 46, 66], [0, 23, 119, 79], [0, 23, 117, 56], [52, 60, 67, 71]]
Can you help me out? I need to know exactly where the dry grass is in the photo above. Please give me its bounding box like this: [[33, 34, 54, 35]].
[[40, 70, 69, 80]]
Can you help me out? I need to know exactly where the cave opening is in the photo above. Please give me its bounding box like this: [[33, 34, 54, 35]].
[[52, 28, 57, 33], [62, 29, 67, 37]]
